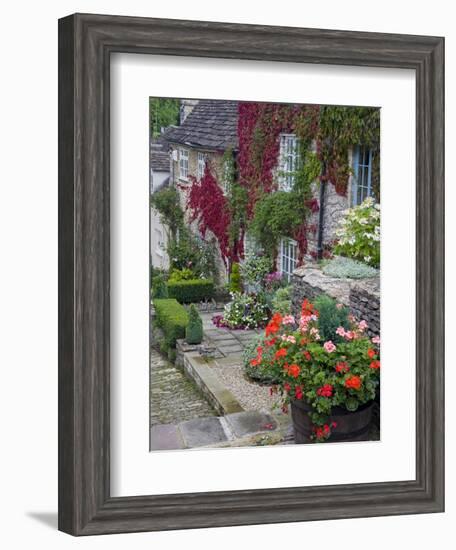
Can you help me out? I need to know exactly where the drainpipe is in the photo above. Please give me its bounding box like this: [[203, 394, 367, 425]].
[[316, 160, 327, 260]]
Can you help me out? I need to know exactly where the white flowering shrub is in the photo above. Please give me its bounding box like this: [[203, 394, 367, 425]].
[[334, 197, 380, 268]]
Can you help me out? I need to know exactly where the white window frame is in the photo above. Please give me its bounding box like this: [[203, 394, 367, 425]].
[[155, 228, 164, 257], [279, 237, 298, 282], [179, 148, 189, 181], [278, 133, 299, 192], [197, 152, 206, 180]]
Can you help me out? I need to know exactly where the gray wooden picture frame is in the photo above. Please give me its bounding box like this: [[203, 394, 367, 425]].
[[58, 13, 445, 536]]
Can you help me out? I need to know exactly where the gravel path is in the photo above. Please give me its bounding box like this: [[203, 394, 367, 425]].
[[212, 355, 282, 413]]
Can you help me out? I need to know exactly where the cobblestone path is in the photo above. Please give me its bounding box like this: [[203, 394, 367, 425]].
[[150, 348, 216, 426]]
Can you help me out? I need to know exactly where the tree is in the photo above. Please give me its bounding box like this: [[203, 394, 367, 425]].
[[149, 98, 180, 136]]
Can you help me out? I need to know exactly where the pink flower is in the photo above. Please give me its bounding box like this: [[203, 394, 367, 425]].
[[344, 331, 355, 341], [309, 327, 321, 340], [372, 336, 381, 345], [358, 320, 368, 331], [323, 340, 336, 353], [281, 335, 296, 344], [282, 315, 296, 325], [336, 326, 346, 337]]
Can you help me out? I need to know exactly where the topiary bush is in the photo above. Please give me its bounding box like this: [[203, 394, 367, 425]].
[[167, 279, 214, 303], [229, 262, 242, 293], [185, 304, 203, 345], [151, 274, 168, 299], [322, 256, 379, 279], [313, 294, 350, 343], [153, 298, 188, 349]]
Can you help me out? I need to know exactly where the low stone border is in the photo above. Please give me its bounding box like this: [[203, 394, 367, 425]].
[[176, 341, 244, 415]]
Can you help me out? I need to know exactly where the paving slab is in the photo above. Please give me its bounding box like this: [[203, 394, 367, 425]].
[[226, 411, 278, 438], [180, 416, 228, 447], [219, 344, 244, 354], [150, 424, 185, 451]]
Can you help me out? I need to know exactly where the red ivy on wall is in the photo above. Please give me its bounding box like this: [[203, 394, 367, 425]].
[[186, 164, 235, 266]]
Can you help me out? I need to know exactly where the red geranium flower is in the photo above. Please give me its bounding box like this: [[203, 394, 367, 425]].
[[295, 385, 303, 399], [367, 348, 376, 359], [335, 361, 349, 373], [284, 382, 291, 393], [304, 351, 312, 361], [345, 375, 362, 390], [316, 384, 333, 397], [265, 337, 277, 347], [275, 348, 287, 360], [369, 360, 381, 370]]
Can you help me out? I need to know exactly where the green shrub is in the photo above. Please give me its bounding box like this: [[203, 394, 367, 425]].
[[153, 298, 188, 348], [151, 274, 168, 299], [334, 197, 380, 267], [222, 292, 269, 329], [167, 279, 214, 303], [271, 286, 292, 314], [313, 294, 350, 343], [229, 263, 242, 293], [185, 304, 203, 345], [243, 335, 280, 384], [169, 268, 195, 282], [240, 254, 273, 288], [322, 256, 379, 279]]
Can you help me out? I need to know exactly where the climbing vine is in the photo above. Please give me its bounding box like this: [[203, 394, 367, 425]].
[[185, 101, 380, 267]]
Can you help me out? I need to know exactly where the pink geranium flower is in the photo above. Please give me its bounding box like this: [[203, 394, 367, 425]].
[[323, 340, 336, 353], [372, 335, 381, 345], [282, 315, 296, 325], [358, 320, 368, 331], [336, 326, 346, 337]]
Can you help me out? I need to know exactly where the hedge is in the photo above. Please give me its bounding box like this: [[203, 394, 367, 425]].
[[153, 298, 188, 348], [167, 278, 214, 304]]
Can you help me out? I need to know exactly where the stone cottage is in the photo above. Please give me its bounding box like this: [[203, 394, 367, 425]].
[[163, 99, 378, 282]]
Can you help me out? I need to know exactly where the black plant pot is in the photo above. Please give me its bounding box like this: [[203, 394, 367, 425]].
[[290, 398, 374, 444]]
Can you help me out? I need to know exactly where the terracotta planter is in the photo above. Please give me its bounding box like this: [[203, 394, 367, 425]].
[[290, 398, 374, 443]]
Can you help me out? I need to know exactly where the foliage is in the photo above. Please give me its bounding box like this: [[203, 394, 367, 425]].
[[334, 197, 380, 267], [239, 254, 273, 288], [251, 299, 380, 441], [167, 230, 219, 280], [185, 304, 203, 345], [322, 256, 379, 279], [243, 335, 280, 384], [271, 286, 292, 315], [153, 298, 188, 349], [168, 268, 194, 282], [313, 294, 350, 342], [219, 292, 269, 330], [186, 164, 234, 265], [150, 187, 184, 240], [167, 279, 215, 304], [149, 98, 179, 137], [151, 274, 169, 299], [229, 263, 243, 293]]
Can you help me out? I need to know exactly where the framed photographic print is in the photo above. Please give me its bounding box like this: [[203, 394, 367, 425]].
[[58, 13, 444, 535]]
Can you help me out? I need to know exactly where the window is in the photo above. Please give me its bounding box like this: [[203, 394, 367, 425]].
[[155, 228, 164, 256], [221, 158, 232, 195], [197, 152, 206, 180], [179, 148, 189, 180], [278, 134, 299, 191], [280, 238, 298, 282], [352, 146, 374, 205]]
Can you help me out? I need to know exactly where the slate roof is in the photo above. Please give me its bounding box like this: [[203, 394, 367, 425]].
[[150, 146, 170, 172], [150, 126, 174, 172], [166, 100, 239, 151]]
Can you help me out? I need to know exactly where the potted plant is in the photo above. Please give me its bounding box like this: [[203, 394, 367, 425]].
[[250, 294, 380, 443]]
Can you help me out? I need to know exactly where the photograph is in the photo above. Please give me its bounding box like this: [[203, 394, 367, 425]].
[[149, 98, 381, 451]]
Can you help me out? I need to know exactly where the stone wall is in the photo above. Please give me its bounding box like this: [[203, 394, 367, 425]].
[[291, 263, 380, 338]]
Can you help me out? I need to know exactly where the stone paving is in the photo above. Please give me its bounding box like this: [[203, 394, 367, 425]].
[[150, 348, 216, 426], [150, 410, 291, 451], [200, 312, 262, 356]]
